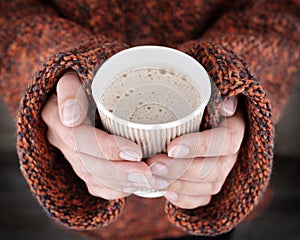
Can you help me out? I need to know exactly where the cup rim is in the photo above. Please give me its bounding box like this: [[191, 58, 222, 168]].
[[92, 45, 211, 130]]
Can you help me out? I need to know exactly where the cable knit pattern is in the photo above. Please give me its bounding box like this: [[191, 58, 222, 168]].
[[0, 0, 299, 239]]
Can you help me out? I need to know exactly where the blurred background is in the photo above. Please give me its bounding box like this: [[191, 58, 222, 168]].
[[0, 70, 299, 240]]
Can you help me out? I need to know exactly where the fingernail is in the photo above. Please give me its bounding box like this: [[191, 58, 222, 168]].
[[119, 150, 141, 161], [149, 162, 168, 176], [164, 191, 178, 201], [168, 145, 190, 158], [221, 97, 237, 115], [127, 173, 149, 187], [62, 99, 81, 125]]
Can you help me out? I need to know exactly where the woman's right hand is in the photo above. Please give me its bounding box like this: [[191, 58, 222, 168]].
[[41, 71, 151, 200]]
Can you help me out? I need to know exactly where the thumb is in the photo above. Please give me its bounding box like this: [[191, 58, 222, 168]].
[[57, 71, 89, 127], [220, 96, 238, 117]]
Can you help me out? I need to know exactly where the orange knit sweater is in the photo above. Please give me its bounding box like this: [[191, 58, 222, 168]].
[[0, 0, 299, 239]]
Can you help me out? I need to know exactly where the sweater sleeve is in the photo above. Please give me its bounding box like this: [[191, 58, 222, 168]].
[[168, 0, 300, 236], [0, 0, 128, 230]]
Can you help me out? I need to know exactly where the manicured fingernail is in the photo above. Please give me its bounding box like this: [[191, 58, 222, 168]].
[[149, 162, 168, 176], [221, 97, 237, 115], [168, 145, 190, 158], [119, 150, 141, 161], [62, 99, 81, 125], [165, 192, 178, 201], [127, 173, 149, 187]]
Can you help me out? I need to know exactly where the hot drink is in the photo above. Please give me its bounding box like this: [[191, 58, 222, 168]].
[[101, 67, 203, 124]]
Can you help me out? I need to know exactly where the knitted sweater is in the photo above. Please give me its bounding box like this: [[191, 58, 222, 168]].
[[0, 0, 299, 239]]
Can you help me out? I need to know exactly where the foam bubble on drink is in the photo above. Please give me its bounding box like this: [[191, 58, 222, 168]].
[[101, 67, 203, 124]]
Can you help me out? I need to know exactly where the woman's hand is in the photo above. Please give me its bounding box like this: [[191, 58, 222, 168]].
[[147, 97, 245, 209], [41, 71, 151, 200], [41, 71, 245, 206]]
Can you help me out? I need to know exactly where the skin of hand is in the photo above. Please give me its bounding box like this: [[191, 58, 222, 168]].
[[147, 96, 245, 209], [41, 71, 151, 200], [42, 71, 245, 209]]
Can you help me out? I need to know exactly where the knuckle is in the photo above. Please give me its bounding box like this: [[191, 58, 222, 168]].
[[98, 133, 117, 160], [215, 162, 229, 182], [94, 188, 125, 200], [179, 203, 195, 209], [227, 128, 242, 154], [177, 197, 212, 209], [81, 173, 95, 185], [41, 107, 53, 126], [186, 201, 202, 209], [57, 72, 77, 90], [200, 157, 219, 180], [176, 197, 204, 210], [170, 180, 185, 193], [175, 200, 194, 209], [41, 108, 48, 122], [100, 144, 115, 160], [212, 182, 223, 195], [87, 185, 101, 197], [200, 196, 212, 206], [219, 155, 235, 181], [193, 159, 207, 181], [215, 156, 233, 182], [65, 152, 91, 180], [199, 136, 211, 156], [65, 150, 81, 167], [62, 128, 77, 151], [41, 96, 58, 125], [217, 169, 227, 182], [46, 131, 56, 146]]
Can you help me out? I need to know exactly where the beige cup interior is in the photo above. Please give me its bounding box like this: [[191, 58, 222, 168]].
[[92, 46, 211, 129]]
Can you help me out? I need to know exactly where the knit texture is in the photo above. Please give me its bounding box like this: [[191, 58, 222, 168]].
[[1, 0, 299, 239], [167, 42, 274, 235], [16, 38, 275, 238]]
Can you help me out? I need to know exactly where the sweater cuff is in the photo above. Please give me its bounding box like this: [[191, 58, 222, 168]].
[[17, 37, 128, 230], [166, 42, 274, 236]]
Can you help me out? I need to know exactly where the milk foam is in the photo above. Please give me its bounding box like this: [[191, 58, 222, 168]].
[[101, 68, 203, 124]]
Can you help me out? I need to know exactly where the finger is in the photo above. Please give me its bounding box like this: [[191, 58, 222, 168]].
[[164, 192, 211, 209], [41, 93, 58, 123], [66, 148, 138, 200], [70, 155, 134, 200], [53, 134, 151, 193], [152, 176, 223, 196], [79, 155, 152, 193], [219, 96, 238, 117], [42, 98, 142, 161], [57, 71, 89, 127], [147, 153, 237, 183], [167, 108, 245, 158], [86, 185, 132, 200]]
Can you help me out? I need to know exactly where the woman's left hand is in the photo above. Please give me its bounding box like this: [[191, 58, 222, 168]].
[[146, 97, 245, 209]]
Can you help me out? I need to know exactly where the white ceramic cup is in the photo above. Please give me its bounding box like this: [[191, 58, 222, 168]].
[[92, 46, 211, 198]]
